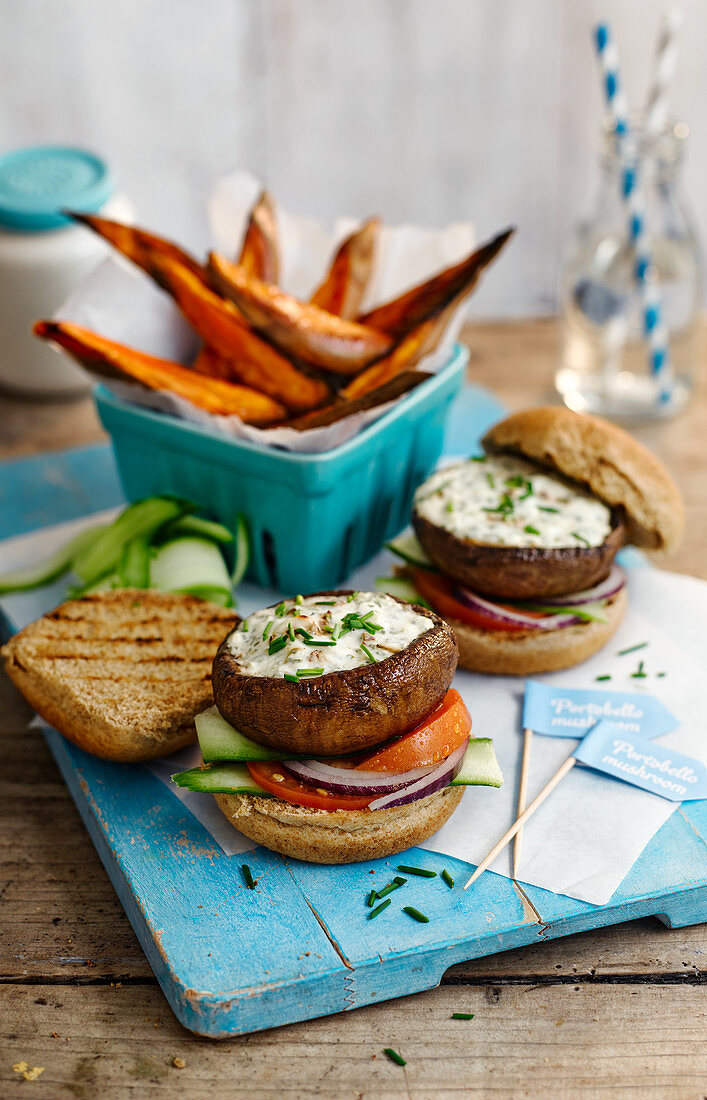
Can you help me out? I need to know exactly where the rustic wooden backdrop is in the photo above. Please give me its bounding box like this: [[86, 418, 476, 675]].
[[3, 0, 706, 316]]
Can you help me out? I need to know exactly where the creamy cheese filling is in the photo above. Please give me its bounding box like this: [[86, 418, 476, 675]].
[[228, 591, 431, 679], [414, 454, 612, 549]]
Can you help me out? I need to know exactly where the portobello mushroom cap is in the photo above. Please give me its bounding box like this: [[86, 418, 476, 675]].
[[212, 590, 458, 755], [412, 508, 626, 601]]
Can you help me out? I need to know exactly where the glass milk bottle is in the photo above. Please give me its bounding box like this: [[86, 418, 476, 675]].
[[556, 121, 702, 420], [0, 145, 132, 398]]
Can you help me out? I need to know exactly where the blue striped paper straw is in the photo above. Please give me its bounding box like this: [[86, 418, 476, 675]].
[[594, 23, 673, 404]]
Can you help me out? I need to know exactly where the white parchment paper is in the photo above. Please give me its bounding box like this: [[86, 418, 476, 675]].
[[57, 170, 477, 453]]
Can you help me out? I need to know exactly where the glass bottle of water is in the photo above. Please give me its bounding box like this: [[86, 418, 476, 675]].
[[556, 120, 702, 420]]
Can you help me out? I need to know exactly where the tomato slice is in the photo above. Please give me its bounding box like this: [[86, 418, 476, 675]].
[[356, 688, 472, 772], [413, 569, 548, 634], [246, 761, 374, 811]]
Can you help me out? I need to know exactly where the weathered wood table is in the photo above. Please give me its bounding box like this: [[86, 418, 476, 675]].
[[1, 320, 705, 1099]]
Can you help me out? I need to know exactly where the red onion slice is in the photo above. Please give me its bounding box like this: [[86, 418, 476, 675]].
[[531, 564, 626, 607], [369, 740, 469, 810], [452, 585, 579, 630], [282, 758, 437, 796]]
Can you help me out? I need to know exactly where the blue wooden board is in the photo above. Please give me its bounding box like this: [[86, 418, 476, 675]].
[[1, 383, 705, 1038]]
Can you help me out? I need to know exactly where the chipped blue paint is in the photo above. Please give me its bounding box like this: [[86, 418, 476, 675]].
[[1, 384, 704, 1037]]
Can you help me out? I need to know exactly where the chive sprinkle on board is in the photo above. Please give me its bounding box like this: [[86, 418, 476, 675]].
[[451, 1012, 475, 1020], [367, 890, 377, 908], [241, 865, 256, 890], [441, 869, 455, 888], [397, 865, 436, 878], [383, 1048, 406, 1067], [375, 878, 407, 899], [617, 642, 648, 656], [595, 674, 611, 682], [402, 906, 430, 923], [368, 899, 391, 920]]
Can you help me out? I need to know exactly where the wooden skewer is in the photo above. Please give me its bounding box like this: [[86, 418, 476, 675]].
[[512, 727, 533, 881], [463, 754, 578, 889]]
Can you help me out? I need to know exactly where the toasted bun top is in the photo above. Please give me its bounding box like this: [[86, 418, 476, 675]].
[[482, 406, 684, 552]]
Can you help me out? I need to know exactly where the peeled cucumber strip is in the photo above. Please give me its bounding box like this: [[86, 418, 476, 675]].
[[119, 536, 152, 588], [196, 706, 318, 762], [450, 738, 503, 788], [0, 523, 106, 595], [375, 575, 432, 610], [149, 536, 233, 606], [385, 531, 435, 569], [519, 600, 609, 624], [172, 762, 273, 796], [231, 514, 250, 586], [166, 515, 234, 544], [73, 497, 190, 585]]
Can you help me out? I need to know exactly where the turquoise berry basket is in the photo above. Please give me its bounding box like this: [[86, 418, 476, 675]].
[[94, 344, 467, 593]]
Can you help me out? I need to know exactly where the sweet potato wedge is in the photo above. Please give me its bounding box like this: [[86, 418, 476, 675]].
[[341, 304, 453, 401], [238, 190, 280, 284], [359, 228, 514, 340], [34, 321, 286, 424], [208, 252, 392, 374], [310, 216, 380, 318], [151, 257, 330, 412], [191, 345, 233, 380], [287, 371, 430, 431], [68, 213, 205, 289]]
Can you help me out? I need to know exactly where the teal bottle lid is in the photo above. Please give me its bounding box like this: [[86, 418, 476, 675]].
[[0, 145, 116, 232]]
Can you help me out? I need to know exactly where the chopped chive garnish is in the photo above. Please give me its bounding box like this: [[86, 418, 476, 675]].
[[331, 624, 342, 641], [268, 635, 287, 655], [441, 869, 455, 888], [305, 638, 337, 646], [538, 505, 559, 513], [451, 1012, 474, 1020], [471, 454, 487, 462], [368, 899, 391, 920], [275, 601, 286, 617], [483, 492, 514, 515], [505, 475, 525, 488], [397, 865, 436, 878], [295, 594, 303, 604], [297, 667, 324, 677], [519, 480, 533, 500], [360, 643, 377, 664], [375, 878, 407, 899], [287, 622, 295, 641], [315, 600, 336, 605], [242, 619, 249, 632], [402, 906, 429, 923], [446, 501, 454, 513], [524, 525, 540, 536], [617, 641, 649, 656], [383, 1048, 406, 1066], [595, 675, 612, 682], [241, 864, 256, 889], [262, 619, 274, 639], [485, 472, 495, 489], [283, 673, 299, 683], [572, 531, 591, 547], [295, 627, 313, 640], [631, 660, 647, 679], [367, 889, 377, 908]]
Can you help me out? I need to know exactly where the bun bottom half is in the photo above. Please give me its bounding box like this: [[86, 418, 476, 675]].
[[449, 587, 627, 676], [215, 785, 464, 864]]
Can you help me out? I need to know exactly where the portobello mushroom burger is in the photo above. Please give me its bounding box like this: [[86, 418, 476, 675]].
[[384, 407, 684, 676], [173, 590, 502, 863]]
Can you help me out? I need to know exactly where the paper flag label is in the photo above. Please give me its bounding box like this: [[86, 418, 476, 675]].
[[575, 721, 707, 802], [523, 681, 678, 740]]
